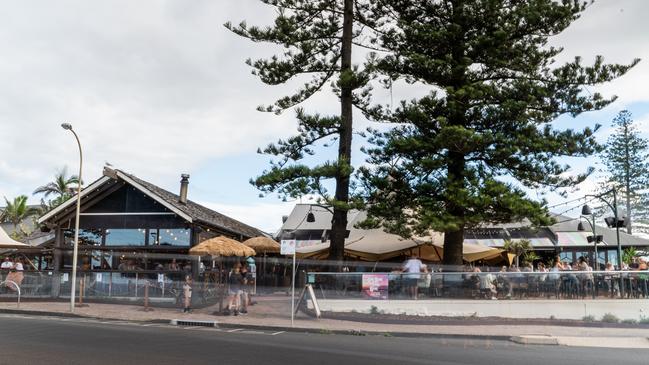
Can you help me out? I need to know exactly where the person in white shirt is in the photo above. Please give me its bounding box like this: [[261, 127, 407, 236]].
[[1, 257, 13, 270], [402, 253, 423, 299], [0, 257, 12, 286]]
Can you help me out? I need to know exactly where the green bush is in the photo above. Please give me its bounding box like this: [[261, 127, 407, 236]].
[[369, 305, 380, 315], [639, 316, 649, 324], [622, 319, 638, 325], [601, 313, 620, 323], [582, 315, 595, 322]]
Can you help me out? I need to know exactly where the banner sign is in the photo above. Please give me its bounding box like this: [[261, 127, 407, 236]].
[[280, 239, 296, 255], [295, 240, 322, 249], [362, 274, 389, 300]]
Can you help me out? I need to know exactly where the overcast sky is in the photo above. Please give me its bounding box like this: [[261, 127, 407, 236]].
[[1, 0, 648, 232]]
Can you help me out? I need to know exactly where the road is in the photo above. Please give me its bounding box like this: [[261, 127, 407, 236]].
[[1, 314, 648, 365]]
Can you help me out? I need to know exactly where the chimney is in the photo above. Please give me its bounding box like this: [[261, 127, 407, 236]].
[[179, 174, 190, 204]]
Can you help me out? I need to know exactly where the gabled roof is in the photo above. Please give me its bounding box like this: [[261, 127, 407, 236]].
[[38, 167, 264, 240], [550, 214, 649, 247], [118, 170, 264, 239]]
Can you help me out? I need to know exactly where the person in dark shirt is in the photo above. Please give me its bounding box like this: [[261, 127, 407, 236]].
[[240, 265, 252, 314], [225, 264, 243, 315]]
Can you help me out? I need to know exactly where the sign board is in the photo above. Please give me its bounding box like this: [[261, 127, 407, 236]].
[[295, 240, 322, 249], [362, 274, 389, 300], [295, 284, 321, 318], [62, 273, 69, 283], [96, 273, 103, 283], [280, 239, 296, 255], [157, 274, 165, 283]]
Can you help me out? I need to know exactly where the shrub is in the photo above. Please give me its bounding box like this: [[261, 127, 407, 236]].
[[582, 315, 595, 322], [369, 305, 380, 315], [639, 316, 649, 324], [622, 319, 638, 325], [601, 313, 620, 323]]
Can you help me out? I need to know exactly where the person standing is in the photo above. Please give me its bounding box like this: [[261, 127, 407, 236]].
[[402, 253, 423, 299], [182, 275, 193, 313], [239, 264, 251, 314], [226, 264, 243, 315]]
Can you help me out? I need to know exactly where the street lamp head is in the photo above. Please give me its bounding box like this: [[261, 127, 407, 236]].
[[577, 222, 585, 231], [61, 123, 73, 131], [581, 204, 592, 216], [306, 212, 315, 223]]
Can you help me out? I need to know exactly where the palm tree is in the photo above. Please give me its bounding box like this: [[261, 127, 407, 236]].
[[503, 239, 533, 267], [33, 167, 80, 204], [1, 195, 38, 231]]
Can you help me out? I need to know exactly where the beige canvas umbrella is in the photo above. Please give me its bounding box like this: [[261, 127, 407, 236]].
[[0, 227, 27, 247], [242, 236, 280, 253], [189, 236, 256, 257]]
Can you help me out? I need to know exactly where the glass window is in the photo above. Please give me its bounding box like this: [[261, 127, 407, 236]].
[[607, 250, 619, 269], [64, 229, 103, 246], [105, 229, 146, 246], [152, 228, 190, 246], [559, 251, 573, 263]]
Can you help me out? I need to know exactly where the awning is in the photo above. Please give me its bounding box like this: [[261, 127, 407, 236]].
[[464, 237, 555, 248], [0, 227, 27, 247], [556, 231, 596, 247]]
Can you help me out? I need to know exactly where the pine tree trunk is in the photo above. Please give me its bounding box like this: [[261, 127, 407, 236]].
[[625, 124, 632, 234], [442, 152, 466, 268], [626, 186, 632, 235], [328, 0, 354, 264], [443, 229, 464, 269]]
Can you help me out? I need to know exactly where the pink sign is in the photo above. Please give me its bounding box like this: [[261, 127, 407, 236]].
[[362, 274, 388, 300]]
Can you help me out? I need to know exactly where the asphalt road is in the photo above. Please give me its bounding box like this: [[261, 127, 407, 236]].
[[1, 315, 648, 365]]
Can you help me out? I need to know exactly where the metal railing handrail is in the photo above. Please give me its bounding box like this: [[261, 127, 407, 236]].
[[307, 270, 649, 276], [0, 280, 21, 308]]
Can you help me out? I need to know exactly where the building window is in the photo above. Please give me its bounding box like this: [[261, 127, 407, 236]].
[[105, 229, 146, 246], [149, 228, 190, 246], [64, 229, 103, 246]]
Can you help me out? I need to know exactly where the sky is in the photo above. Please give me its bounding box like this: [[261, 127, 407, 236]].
[[1, 0, 649, 233]]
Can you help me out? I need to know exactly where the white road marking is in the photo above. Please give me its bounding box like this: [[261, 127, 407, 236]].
[[270, 331, 285, 336], [226, 328, 244, 333]]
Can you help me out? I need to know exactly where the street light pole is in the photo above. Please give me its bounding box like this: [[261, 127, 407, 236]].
[[585, 188, 624, 297], [613, 189, 622, 270], [61, 123, 82, 313]]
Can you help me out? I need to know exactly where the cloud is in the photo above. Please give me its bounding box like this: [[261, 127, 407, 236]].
[[199, 200, 295, 235], [550, 0, 649, 107], [1, 0, 649, 230]]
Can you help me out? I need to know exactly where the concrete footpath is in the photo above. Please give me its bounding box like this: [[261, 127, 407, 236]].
[[1, 296, 648, 348]]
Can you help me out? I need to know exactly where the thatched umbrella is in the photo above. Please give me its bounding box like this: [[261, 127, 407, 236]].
[[242, 236, 280, 286], [242, 236, 280, 253], [189, 236, 256, 257]]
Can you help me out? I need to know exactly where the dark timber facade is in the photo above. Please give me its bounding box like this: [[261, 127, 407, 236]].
[[38, 167, 264, 297]]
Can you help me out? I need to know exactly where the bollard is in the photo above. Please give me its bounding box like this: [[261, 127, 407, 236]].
[[141, 282, 154, 312], [75, 276, 89, 308]]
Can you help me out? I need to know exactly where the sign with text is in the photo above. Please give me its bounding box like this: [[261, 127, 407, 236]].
[[296, 240, 321, 249], [280, 239, 296, 255], [362, 274, 389, 300]]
